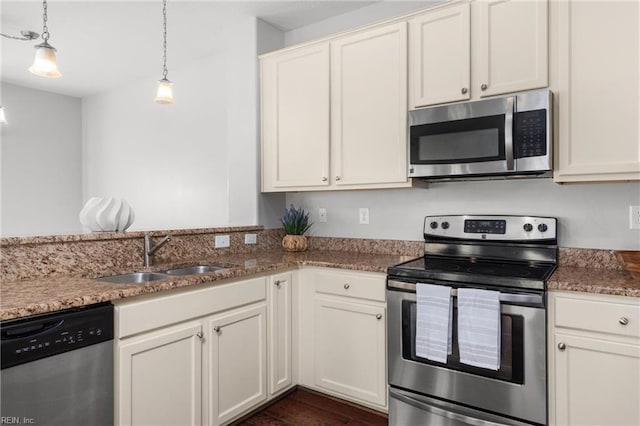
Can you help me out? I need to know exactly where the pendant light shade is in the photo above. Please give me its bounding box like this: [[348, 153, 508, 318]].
[[155, 78, 174, 104], [0, 106, 7, 125], [155, 0, 174, 104], [30, 0, 61, 78], [29, 41, 61, 78]]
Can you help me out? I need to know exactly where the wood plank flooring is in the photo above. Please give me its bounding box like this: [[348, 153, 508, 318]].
[[235, 388, 388, 426]]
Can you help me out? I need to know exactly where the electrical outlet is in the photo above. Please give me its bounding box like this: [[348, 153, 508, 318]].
[[630, 205, 640, 230], [359, 208, 370, 225], [244, 233, 257, 244], [318, 208, 327, 223], [214, 235, 230, 248]]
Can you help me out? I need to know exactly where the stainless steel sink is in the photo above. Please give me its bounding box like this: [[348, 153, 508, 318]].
[[163, 265, 228, 276], [96, 272, 170, 284]]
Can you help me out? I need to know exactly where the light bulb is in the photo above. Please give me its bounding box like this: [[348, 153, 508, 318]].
[[29, 42, 61, 78], [155, 78, 174, 104]]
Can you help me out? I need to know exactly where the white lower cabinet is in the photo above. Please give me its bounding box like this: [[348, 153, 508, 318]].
[[268, 272, 293, 395], [548, 291, 640, 426], [299, 268, 388, 411], [118, 321, 203, 426], [115, 276, 270, 426], [208, 304, 267, 425]]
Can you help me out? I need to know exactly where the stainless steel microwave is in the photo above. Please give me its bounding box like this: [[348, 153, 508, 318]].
[[408, 89, 552, 180]]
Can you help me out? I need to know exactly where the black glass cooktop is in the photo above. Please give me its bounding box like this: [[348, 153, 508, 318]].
[[387, 256, 556, 290]]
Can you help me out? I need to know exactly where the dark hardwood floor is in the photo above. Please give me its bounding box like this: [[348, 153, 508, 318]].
[[235, 388, 388, 426]]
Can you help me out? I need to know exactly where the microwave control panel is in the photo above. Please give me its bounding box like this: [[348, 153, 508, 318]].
[[514, 109, 547, 158]]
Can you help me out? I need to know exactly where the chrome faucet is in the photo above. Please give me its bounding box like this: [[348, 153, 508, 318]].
[[144, 234, 172, 267]]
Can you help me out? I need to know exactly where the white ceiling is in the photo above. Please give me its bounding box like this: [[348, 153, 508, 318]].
[[1, 0, 379, 97]]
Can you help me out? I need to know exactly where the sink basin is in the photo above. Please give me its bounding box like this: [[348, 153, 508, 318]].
[[96, 272, 170, 284], [163, 265, 228, 276]]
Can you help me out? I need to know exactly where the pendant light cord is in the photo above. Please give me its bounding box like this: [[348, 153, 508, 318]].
[[41, 0, 50, 43], [162, 0, 168, 80]]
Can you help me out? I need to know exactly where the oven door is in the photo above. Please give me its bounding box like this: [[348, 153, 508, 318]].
[[387, 280, 547, 425], [408, 95, 515, 178]]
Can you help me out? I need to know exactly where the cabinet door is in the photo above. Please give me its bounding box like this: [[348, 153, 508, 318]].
[[554, 0, 640, 182], [208, 304, 267, 425], [552, 333, 640, 425], [314, 297, 386, 407], [261, 44, 330, 191], [409, 3, 470, 108], [118, 322, 203, 426], [474, 0, 548, 97], [331, 22, 408, 186], [269, 272, 293, 395]]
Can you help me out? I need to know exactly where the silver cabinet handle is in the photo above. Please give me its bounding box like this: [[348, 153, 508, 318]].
[[213, 326, 220, 333], [274, 279, 281, 287], [619, 317, 629, 325], [481, 83, 488, 91], [343, 283, 350, 290], [558, 342, 566, 351], [376, 314, 382, 320], [196, 331, 204, 340], [461, 87, 468, 94], [322, 177, 327, 182], [335, 176, 341, 181]]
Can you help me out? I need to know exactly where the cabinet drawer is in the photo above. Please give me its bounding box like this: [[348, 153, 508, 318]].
[[554, 295, 640, 338], [315, 270, 385, 302]]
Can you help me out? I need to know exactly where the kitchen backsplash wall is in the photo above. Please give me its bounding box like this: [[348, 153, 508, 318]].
[[0, 227, 284, 281], [287, 179, 640, 250]]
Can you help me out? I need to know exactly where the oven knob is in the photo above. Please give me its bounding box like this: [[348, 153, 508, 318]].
[[538, 223, 548, 233], [430, 221, 438, 229], [523, 223, 533, 232], [441, 221, 450, 230]]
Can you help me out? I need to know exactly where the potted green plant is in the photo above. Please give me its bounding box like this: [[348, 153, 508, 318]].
[[280, 204, 312, 252]]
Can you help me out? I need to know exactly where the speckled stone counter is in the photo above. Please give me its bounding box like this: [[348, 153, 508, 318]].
[[1, 250, 414, 321]]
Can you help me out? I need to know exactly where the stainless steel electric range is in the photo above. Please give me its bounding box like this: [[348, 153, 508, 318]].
[[387, 215, 557, 426]]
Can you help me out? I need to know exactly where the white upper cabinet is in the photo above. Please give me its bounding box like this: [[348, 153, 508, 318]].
[[331, 22, 409, 186], [260, 22, 410, 192], [553, 0, 640, 182], [409, 0, 548, 108], [473, 0, 548, 98], [409, 2, 471, 108], [261, 44, 330, 190]]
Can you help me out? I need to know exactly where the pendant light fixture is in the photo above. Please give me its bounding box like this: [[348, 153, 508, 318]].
[[29, 0, 61, 78], [0, 107, 7, 125], [155, 0, 174, 104]]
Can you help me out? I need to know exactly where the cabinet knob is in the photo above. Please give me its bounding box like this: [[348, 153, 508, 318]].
[[274, 280, 281, 287], [558, 342, 566, 351], [619, 317, 629, 325], [376, 314, 382, 320], [336, 176, 341, 181], [196, 331, 204, 340], [322, 177, 328, 182], [213, 326, 221, 333], [344, 283, 350, 290], [481, 83, 488, 91], [461, 87, 468, 94]]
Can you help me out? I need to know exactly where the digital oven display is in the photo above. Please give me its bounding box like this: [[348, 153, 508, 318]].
[[464, 219, 507, 234]]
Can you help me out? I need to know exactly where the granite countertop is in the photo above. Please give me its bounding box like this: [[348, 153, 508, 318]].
[[2, 249, 639, 321], [0, 250, 413, 321]]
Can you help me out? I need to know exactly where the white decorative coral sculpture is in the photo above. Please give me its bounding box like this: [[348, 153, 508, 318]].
[[79, 197, 135, 232]]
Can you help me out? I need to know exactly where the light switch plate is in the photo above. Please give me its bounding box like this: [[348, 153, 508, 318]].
[[630, 206, 640, 230], [359, 208, 369, 225], [318, 208, 327, 223], [244, 233, 257, 244], [214, 235, 230, 248]]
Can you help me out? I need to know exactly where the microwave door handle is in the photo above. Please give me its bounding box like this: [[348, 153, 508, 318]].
[[505, 96, 515, 171]]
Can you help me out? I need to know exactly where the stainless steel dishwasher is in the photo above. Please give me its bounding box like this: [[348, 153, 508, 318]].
[[1, 302, 114, 425]]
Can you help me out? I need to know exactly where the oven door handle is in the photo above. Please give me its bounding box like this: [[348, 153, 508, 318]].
[[390, 388, 510, 426]]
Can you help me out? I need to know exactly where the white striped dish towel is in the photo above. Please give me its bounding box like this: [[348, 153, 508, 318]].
[[457, 288, 501, 370], [415, 283, 453, 363]]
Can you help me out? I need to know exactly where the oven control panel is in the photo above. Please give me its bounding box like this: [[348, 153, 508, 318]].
[[424, 215, 557, 241]]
